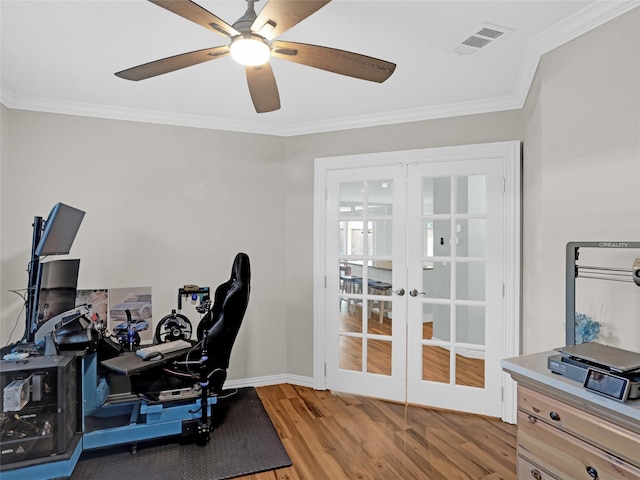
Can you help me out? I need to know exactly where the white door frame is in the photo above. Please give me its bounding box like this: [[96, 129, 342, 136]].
[[313, 141, 521, 423]]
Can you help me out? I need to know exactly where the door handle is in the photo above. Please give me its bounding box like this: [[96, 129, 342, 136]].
[[409, 289, 429, 297], [393, 288, 405, 296]]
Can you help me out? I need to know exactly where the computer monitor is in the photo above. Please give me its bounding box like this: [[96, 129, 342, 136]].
[[35, 203, 85, 256], [31, 259, 80, 336]]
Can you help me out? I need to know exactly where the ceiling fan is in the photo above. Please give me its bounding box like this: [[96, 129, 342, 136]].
[[115, 0, 396, 113]]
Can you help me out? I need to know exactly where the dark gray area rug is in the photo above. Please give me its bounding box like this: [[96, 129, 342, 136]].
[[71, 387, 291, 480]]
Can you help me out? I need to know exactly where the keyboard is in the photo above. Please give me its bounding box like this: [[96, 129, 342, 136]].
[[136, 339, 192, 360]]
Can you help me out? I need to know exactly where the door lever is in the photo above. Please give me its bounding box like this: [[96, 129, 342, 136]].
[[393, 288, 405, 296], [409, 289, 429, 297]]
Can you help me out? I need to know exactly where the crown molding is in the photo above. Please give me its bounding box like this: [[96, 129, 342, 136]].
[[513, 0, 640, 106], [2, 1, 638, 137], [282, 94, 524, 136], [0, 86, 285, 136], [1, 82, 521, 136]]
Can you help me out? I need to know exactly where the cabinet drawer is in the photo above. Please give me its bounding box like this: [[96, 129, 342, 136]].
[[518, 456, 558, 480], [518, 385, 640, 466], [518, 410, 640, 480]]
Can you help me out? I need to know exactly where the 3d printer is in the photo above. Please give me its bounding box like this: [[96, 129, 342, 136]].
[[547, 241, 640, 401], [1, 203, 251, 480]]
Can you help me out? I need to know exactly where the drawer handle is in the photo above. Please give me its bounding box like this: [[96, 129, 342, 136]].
[[586, 466, 598, 479], [530, 469, 542, 480], [549, 411, 561, 422]]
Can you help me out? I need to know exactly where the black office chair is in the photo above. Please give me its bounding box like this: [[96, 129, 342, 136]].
[[197, 252, 251, 394], [130, 252, 251, 397]]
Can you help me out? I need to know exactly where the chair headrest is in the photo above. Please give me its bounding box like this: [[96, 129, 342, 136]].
[[231, 252, 250, 285]]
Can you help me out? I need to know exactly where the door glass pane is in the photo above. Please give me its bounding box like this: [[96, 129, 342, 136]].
[[368, 180, 393, 215], [422, 221, 433, 257], [456, 262, 485, 301], [339, 336, 362, 371], [367, 262, 393, 334], [423, 303, 451, 341], [367, 339, 392, 375], [456, 219, 486, 258], [339, 260, 352, 285], [455, 305, 485, 345], [339, 299, 362, 334], [454, 347, 485, 388], [430, 220, 451, 257], [424, 261, 451, 299], [423, 304, 433, 340], [369, 260, 392, 283], [362, 221, 373, 255], [423, 177, 451, 214], [422, 345, 449, 383], [340, 221, 367, 255], [339, 261, 362, 331], [371, 220, 392, 256], [457, 175, 486, 214], [340, 182, 364, 217]]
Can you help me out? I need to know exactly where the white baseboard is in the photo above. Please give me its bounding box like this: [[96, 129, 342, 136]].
[[225, 374, 316, 390]]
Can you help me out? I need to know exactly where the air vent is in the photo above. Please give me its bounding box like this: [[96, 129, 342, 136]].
[[477, 27, 505, 39], [451, 23, 512, 56], [462, 35, 492, 49]]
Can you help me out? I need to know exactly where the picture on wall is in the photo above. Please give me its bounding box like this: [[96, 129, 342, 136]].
[[76, 289, 108, 324], [108, 287, 153, 344]]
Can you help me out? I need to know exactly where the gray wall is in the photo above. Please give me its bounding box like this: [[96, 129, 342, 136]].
[[1, 8, 639, 381], [522, 8, 640, 353], [0, 111, 289, 381]]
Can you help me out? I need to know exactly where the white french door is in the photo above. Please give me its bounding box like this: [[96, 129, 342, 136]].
[[405, 159, 505, 415], [315, 142, 521, 420], [325, 164, 408, 402]]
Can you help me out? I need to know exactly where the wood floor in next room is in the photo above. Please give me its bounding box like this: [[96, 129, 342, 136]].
[[339, 305, 486, 388], [243, 384, 517, 480]]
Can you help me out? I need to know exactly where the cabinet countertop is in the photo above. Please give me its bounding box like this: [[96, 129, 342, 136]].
[[502, 351, 640, 429]]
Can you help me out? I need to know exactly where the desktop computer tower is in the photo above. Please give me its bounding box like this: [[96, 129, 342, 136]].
[[0, 354, 77, 466]]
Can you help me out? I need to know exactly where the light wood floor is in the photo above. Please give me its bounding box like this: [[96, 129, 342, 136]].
[[239, 384, 517, 480]]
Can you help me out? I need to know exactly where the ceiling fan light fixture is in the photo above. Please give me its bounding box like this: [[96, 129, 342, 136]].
[[230, 33, 271, 66]]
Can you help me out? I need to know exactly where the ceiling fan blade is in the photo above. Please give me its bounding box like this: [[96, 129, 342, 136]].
[[149, 0, 239, 37], [252, 0, 331, 40], [115, 46, 229, 81], [271, 41, 395, 83], [245, 63, 281, 113]]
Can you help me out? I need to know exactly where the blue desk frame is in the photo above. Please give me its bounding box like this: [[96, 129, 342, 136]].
[[1, 353, 216, 480]]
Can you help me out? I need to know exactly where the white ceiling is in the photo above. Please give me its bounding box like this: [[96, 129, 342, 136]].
[[1, 1, 638, 136]]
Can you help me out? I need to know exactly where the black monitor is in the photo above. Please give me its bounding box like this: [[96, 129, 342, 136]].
[[35, 203, 85, 256], [31, 259, 80, 336]]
